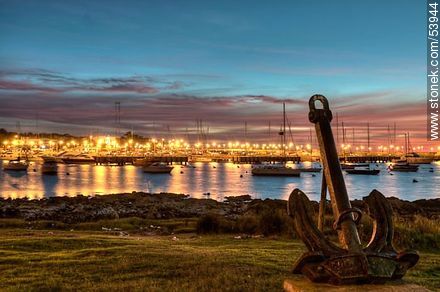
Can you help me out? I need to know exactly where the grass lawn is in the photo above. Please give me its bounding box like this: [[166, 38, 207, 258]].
[[0, 229, 439, 291]]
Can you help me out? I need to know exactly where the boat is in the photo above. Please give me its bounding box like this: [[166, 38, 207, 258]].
[[3, 158, 29, 171], [142, 162, 174, 173], [251, 163, 301, 177], [340, 163, 369, 170], [298, 167, 322, 172], [190, 156, 212, 163], [133, 158, 150, 166], [60, 154, 95, 164], [182, 163, 196, 168], [251, 103, 301, 177], [404, 153, 432, 164], [346, 168, 380, 175], [389, 159, 419, 172], [41, 157, 58, 175]]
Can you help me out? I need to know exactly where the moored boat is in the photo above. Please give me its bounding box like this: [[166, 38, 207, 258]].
[[3, 158, 29, 171], [252, 102, 300, 177], [61, 154, 95, 164], [389, 159, 419, 172], [404, 153, 432, 164], [41, 157, 58, 175], [298, 167, 322, 173], [345, 168, 380, 175], [251, 164, 301, 177], [133, 158, 149, 166], [340, 163, 369, 170], [142, 162, 174, 173]]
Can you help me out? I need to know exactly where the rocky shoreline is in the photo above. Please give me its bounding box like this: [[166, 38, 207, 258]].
[[0, 192, 439, 224]]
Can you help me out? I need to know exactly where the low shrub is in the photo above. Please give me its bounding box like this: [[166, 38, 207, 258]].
[[196, 214, 235, 234], [236, 215, 258, 234], [196, 214, 221, 234]]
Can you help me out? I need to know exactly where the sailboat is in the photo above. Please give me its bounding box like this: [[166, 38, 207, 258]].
[[3, 157, 29, 171], [252, 103, 300, 177], [389, 133, 419, 172], [298, 129, 322, 173]]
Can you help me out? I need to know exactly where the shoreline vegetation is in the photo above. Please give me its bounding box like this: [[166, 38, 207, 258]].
[[0, 192, 439, 290], [0, 192, 439, 250]]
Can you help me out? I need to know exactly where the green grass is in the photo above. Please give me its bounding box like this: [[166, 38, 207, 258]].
[[0, 229, 438, 291]]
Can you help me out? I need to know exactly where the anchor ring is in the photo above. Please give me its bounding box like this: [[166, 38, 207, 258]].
[[308, 95, 332, 123], [308, 94, 330, 111], [333, 207, 362, 230]]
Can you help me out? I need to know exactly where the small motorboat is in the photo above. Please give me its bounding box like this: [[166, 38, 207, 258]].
[[251, 163, 301, 177], [3, 158, 29, 171], [404, 153, 433, 164], [182, 163, 196, 168], [60, 154, 95, 164], [298, 167, 322, 173], [41, 157, 58, 175], [133, 158, 150, 166], [346, 168, 380, 175], [389, 160, 419, 172], [142, 162, 174, 174], [340, 163, 369, 170]]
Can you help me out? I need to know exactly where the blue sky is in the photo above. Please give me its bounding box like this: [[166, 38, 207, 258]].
[[0, 0, 430, 144]]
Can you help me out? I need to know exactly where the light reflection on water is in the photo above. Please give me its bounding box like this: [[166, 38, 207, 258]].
[[0, 160, 439, 201]]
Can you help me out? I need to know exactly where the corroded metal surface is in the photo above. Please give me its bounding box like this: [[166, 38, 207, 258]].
[[288, 94, 419, 284]]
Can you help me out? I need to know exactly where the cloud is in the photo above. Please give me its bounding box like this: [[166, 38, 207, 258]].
[[0, 88, 429, 144], [0, 68, 186, 94], [0, 79, 63, 93], [0, 68, 431, 146]]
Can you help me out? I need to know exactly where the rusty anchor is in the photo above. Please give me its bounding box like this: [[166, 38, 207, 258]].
[[287, 95, 419, 285]]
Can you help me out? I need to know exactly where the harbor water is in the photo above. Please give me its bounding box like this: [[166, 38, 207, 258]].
[[0, 161, 439, 201]]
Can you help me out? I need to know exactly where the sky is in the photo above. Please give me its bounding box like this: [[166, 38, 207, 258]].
[[0, 0, 433, 147]]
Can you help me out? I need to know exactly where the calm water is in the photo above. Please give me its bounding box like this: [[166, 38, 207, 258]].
[[0, 161, 439, 201]]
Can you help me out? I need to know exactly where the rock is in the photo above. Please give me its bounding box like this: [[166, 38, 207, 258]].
[[0, 192, 438, 224], [95, 206, 119, 220]]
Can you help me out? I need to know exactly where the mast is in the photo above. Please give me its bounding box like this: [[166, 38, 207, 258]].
[[114, 101, 121, 137], [342, 121, 346, 144], [336, 113, 339, 150], [286, 121, 291, 145], [367, 122, 370, 153], [185, 127, 190, 144], [352, 128, 355, 148], [244, 121, 248, 155], [244, 121, 248, 142], [387, 124, 391, 147], [283, 102, 286, 159], [405, 133, 409, 156]]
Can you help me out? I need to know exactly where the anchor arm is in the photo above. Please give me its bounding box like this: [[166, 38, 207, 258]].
[[288, 188, 345, 256]]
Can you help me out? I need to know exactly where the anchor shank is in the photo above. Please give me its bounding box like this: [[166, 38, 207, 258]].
[[317, 174, 326, 231], [309, 95, 361, 252]]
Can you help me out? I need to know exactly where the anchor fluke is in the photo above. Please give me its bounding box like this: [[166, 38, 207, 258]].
[[288, 188, 344, 256]]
